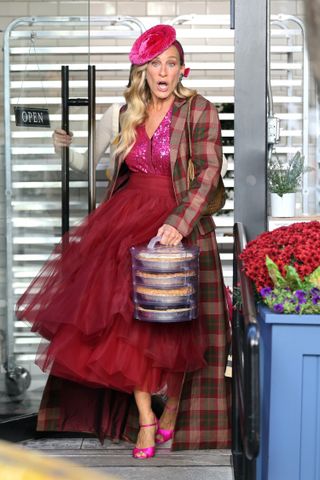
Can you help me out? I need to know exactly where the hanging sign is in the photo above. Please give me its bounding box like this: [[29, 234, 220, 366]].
[[14, 106, 51, 128]]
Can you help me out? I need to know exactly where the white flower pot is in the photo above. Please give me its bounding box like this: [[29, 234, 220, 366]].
[[270, 192, 296, 217]]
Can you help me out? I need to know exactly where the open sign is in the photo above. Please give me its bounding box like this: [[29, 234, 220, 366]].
[[14, 106, 50, 128]]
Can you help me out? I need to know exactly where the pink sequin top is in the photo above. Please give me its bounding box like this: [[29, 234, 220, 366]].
[[125, 105, 172, 176]]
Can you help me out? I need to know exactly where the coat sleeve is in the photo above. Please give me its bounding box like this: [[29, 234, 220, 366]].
[[165, 97, 222, 237]]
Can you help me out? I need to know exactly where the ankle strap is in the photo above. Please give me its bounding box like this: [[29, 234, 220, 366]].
[[140, 421, 157, 428]]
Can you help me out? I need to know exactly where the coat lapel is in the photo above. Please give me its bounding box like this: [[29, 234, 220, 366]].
[[170, 97, 189, 176]]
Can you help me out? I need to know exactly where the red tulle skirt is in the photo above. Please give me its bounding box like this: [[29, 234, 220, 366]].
[[16, 173, 207, 396]]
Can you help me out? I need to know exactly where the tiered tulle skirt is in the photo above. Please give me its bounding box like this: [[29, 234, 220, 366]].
[[16, 173, 208, 396]]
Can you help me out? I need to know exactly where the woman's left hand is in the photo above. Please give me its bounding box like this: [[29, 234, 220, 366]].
[[157, 224, 183, 246]]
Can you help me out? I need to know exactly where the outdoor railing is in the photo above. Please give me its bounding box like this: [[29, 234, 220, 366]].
[[232, 222, 260, 480]]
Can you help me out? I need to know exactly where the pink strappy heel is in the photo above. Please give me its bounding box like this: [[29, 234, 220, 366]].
[[155, 404, 177, 445], [132, 418, 158, 459]]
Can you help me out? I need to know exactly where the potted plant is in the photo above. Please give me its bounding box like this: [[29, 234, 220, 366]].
[[239, 221, 320, 480], [240, 220, 320, 314], [268, 150, 305, 217]]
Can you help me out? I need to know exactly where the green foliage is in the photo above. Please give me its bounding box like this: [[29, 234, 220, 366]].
[[262, 286, 320, 314], [231, 260, 320, 315], [265, 255, 314, 291], [265, 256, 287, 288], [262, 256, 320, 314], [268, 151, 305, 196], [284, 265, 304, 290], [305, 266, 320, 289]]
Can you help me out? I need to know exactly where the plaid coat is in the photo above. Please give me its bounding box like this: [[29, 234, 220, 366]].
[[37, 94, 231, 450]]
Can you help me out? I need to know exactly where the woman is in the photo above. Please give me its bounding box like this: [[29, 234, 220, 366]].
[[16, 24, 231, 458]]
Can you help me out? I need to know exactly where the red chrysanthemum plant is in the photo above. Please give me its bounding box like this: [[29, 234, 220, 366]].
[[239, 221, 320, 314]]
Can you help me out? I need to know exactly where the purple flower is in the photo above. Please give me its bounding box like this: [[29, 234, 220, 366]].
[[311, 288, 320, 295], [295, 290, 307, 304], [310, 288, 320, 305], [311, 295, 320, 305], [295, 305, 301, 313], [274, 303, 284, 313], [260, 287, 272, 297]]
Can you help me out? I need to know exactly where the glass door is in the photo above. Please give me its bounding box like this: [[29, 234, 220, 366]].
[[3, 10, 91, 386], [3, 10, 146, 390]]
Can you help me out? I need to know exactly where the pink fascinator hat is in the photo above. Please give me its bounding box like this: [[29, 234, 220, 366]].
[[129, 24, 190, 77]]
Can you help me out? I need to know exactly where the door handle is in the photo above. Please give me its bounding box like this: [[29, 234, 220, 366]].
[[60, 65, 96, 238], [230, 0, 235, 30]]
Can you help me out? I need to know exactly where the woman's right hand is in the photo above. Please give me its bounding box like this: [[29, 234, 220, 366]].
[[52, 128, 73, 153]]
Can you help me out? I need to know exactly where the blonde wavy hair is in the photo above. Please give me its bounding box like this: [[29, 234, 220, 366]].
[[114, 64, 197, 158]]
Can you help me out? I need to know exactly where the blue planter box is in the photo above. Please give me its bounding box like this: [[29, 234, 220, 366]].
[[257, 305, 320, 480]]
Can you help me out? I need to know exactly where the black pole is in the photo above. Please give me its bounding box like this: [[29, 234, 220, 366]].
[[232, 238, 244, 480], [61, 65, 70, 237], [230, 0, 235, 30], [88, 65, 96, 213]]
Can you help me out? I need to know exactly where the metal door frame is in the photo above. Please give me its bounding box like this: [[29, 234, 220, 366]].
[[3, 15, 145, 390], [234, 0, 268, 241]]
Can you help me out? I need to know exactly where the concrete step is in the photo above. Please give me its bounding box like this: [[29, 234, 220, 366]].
[[21, 437, 233, 480]]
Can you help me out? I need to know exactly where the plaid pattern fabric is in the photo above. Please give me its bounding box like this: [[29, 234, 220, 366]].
[[38, 376, 131, 442], [166, 95, 222, 237], [167, 95, 231, 449], [37, 375, 63, 432], [36, 95, 231, 449], [172, 230, 231, 449]]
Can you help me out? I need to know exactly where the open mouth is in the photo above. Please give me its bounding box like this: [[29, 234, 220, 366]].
[[157, 81, 168, 91]]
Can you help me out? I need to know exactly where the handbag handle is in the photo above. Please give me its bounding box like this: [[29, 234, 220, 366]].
[[187, 96, 193, 157], [186, 97, 195, 188]]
